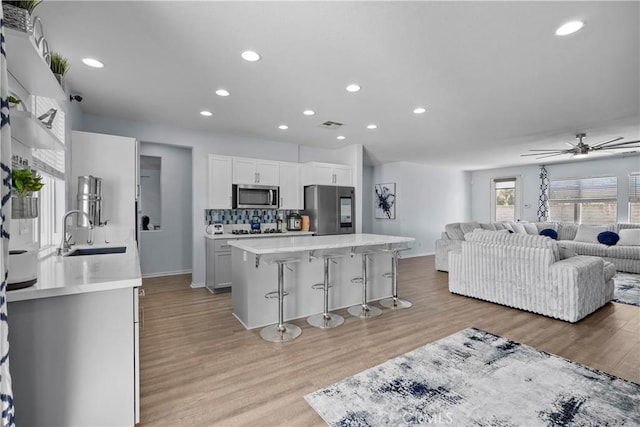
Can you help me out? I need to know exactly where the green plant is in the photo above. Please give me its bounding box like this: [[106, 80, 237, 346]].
[[3, 1, 42, 14], [50, 52, 70, 77], [7, 95, 21, 105], [12, 169, 44, 196]]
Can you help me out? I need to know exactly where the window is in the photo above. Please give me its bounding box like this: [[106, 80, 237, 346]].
[[491, 177, 520, 221], [549, 176, 617, 224], [630, 173, 640, 223]]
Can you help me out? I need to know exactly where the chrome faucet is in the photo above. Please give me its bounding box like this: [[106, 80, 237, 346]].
[[57, 210, 94, 256]]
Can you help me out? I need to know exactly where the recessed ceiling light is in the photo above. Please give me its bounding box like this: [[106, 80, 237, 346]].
[[346, 84, 361, 93], [200, 110, 213, 117], [278, 124, 289, 130], [413, 107, 427, 114], [555, 21, 584, 36], [82, 57, 104, 68], [337, 135, 346, 140], [303, 110, 315, 116], [367, 124, 378, 130], [241, 50, 261, 62], [216, 89, 230, 97]]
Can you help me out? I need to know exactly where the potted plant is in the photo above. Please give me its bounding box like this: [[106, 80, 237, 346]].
[[7, 95, 22, 109], [12, 168, 44, 219], [2, 1, 42, 33], [50, 52, 69, 86]]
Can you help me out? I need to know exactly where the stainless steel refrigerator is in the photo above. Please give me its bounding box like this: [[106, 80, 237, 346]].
[[304, 185, 356, 235]]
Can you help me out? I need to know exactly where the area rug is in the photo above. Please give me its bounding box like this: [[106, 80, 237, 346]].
[[305, 327, 640, 426], [613, 272, 640, 307]]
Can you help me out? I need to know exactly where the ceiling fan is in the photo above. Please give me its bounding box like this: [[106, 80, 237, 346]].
[[521, 133, 640, 159]]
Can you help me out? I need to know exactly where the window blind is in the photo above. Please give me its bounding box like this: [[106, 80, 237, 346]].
[[549, 177, 617, 202], [630, 173, 640, 203]]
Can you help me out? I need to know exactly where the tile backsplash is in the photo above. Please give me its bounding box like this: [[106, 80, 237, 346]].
[[205, 209, 299, 225]]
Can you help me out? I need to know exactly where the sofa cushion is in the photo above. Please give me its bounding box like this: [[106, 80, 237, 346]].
[[558, 246, 577, 259], [574, 225, 609, 243], [616, 223, 640, 233], [605, 244, 640, 260], [540, 228, 558, 240], [465, 229, 560, 260], [558, 240, 608, 257], [459, 221, 481, 235], [535, 222, 557, 232], [597, 231, 619, 246], [604, 261, 617, 282], [445, 223, 465, 240], [480, 223, 497, 231], [618, 228, 640, 246], [557, 223, 579, 241]]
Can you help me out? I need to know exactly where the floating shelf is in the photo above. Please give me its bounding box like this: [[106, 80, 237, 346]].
[[4, 28, 66, 100], [10, 111, 65, 151]]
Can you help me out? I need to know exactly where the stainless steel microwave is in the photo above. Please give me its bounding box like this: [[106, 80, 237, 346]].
[[232, 184, 279, 209]]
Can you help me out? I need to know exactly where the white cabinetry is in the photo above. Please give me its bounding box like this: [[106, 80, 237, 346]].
[[301, 162, 353, 186], [8, 287, 139, 426], [205, 238, 235, 292], [208, 155, 233, 209], [279, 162, 303, 209], [233, 157, 279, 186], [71, 131, 138, 243]]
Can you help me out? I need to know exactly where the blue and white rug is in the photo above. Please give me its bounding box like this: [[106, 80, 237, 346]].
[[305, 327, 640, 426], [613, 273, 640, 307]]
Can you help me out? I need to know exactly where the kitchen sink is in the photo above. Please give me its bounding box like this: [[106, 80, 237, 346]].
[[66, 246, 127, 256]]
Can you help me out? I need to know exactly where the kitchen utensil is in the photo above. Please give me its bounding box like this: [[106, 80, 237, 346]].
[[287, 212, 302, 231], [251, 216, 261, 231], [301, 215, 310, 231], [206, 223, 224, 235]]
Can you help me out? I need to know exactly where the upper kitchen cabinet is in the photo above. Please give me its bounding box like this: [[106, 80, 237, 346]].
[[209, 155, 233, 209], [279, 162, 303, 210], [232, 157, 279, 186], [301, 162, 353, 186], [4, 28, 66, 100]]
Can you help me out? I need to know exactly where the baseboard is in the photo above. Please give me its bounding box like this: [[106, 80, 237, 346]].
[[191, 282, 205, 288], [142, 269, 192, 279], [403, 251, 434, 258]]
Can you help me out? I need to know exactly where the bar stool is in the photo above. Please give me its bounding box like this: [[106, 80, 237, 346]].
[[348, 250, 383, 318], [260, 257, 302, 343], [307, 251, 346, 329], [379, 247, 412, 309]]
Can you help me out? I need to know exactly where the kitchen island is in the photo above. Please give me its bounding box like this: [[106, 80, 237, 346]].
[[7, 242, 141, 426], [229, 234, 414, 329]]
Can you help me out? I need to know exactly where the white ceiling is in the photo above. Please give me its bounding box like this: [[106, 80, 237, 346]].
[[32, 1, 639, 170]]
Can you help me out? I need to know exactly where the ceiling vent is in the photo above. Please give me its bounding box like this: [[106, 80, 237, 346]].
[[318, 121, 343, 130]]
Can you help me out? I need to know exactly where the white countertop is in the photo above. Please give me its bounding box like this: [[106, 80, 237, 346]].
[[204, 230, 314, 240], [7, 241, 142, 303], [227, 233, 415, 255]]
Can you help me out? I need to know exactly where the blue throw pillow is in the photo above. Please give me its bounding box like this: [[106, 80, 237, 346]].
[[540, 228, 558, 240], [597, 231, 619, 246]]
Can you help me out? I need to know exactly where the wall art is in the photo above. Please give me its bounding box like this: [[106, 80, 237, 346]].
[[375, 183, 396, 219]]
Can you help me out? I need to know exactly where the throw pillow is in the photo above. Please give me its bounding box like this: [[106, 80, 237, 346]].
[[597, 231, 619, 246], [523, 223, 538, 235], [559, 245, 577, 259], [574, 225, 607, 243], [618, 228, 640, 246], [511, 223, 526, 234], [540, 228, 558, 240]]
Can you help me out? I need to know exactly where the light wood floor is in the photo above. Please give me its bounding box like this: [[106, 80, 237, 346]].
[[139, 255, 639, 426]]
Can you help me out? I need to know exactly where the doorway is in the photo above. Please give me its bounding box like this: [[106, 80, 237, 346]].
[[139, 142, 193, 276]]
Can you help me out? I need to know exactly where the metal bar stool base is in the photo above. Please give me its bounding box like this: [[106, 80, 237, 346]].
[[307, 312, 344, 329], [379, 297, 412, 309], [348, 304, 382, 318], [259, 323, 302, 343]]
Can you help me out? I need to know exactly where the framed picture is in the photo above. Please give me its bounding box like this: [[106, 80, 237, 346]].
[[374, 183, 396, 219]]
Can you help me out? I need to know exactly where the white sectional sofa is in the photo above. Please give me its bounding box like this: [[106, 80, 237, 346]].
[[449, 230, 616, 323], [436, 221, 640, 274]]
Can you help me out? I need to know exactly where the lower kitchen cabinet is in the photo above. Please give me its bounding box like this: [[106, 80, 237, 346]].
[[8, 286, 140, 426], [206, 237, 235, 293]]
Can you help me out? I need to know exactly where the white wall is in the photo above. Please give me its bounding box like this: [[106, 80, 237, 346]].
[[76, 113, 363, 286], [139, 142, 192, 277], [370, 162, 471, 256], [470, 155, 640, 223]]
